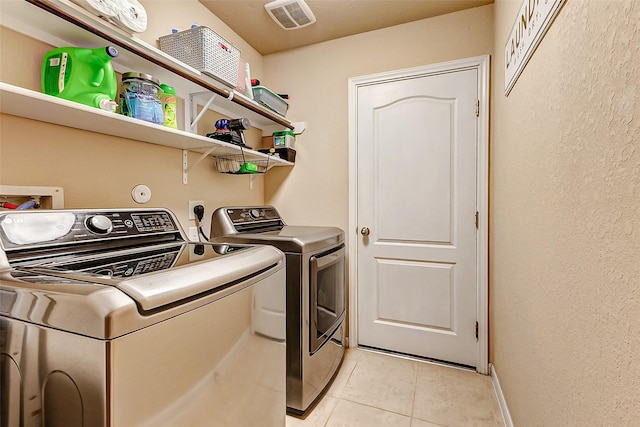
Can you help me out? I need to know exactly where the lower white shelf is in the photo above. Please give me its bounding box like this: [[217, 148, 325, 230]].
[[0, 82, 293, 181]]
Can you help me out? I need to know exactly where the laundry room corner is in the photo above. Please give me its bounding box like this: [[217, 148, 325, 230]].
[[0, 0, 275, 234]]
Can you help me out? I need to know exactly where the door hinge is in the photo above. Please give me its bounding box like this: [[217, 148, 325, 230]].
[[476, 99, 480, 117], [475, 321, 479, 340], [475, 211, 479, 229]]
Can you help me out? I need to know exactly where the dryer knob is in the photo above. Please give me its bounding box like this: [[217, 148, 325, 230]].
[[249, 209, 261, 219], [86, 215, 113, 234]]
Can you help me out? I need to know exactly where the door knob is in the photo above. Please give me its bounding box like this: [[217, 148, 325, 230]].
[[360, 227, 370, 236]]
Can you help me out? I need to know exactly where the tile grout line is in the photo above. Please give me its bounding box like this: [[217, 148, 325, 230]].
[[410, 359, 418, 425], [323, 352, 359, 426], [336, 397, 414, 422], [334, 351, 415, 422]]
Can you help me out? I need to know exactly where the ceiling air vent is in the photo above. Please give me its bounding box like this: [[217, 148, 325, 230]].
[[265, 0, 316, 30]]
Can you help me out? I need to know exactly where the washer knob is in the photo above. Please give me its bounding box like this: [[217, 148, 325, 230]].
[[249, 209, 261, 219], [86, 215, 113, 234]]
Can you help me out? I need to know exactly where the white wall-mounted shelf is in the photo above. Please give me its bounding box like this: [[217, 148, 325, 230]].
[[0, 0, 296, 183], [0, 83, 293, 182], [0, 0, 295, 131]]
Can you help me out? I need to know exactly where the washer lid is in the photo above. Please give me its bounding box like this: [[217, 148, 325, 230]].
[[3, 244, 284, 339], [116, 244, 282, 311], [21, 243, 282, 312]]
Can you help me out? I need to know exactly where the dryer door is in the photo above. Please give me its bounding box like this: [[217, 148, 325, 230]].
[[309, 244, 345, 354]]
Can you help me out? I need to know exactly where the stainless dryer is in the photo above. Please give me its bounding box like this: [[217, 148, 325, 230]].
[[0, 208, 286, 427], [210, 205, 346, 416]]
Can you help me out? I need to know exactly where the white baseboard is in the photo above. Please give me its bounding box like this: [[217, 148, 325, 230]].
[[490, 364, 514, 427]]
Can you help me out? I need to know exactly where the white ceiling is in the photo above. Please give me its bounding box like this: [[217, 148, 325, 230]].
[[198, 0, 494, 55]]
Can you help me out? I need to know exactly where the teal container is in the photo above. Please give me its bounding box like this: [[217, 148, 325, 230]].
[[42, 46, 119, 111]]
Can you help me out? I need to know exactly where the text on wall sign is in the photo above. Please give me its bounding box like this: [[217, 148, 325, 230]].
[[504, 0, 566, 96]]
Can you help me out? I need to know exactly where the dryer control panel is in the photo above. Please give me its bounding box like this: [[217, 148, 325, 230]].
[[211, 206, 285, 236], [225, 206, 282, 224]]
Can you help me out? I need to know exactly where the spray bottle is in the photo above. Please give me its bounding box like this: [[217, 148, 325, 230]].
[[42, 46, 119, 111]]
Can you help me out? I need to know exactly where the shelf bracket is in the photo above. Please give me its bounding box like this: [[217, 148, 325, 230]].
[[189, 92, 218, 134], [183, 150, 189, 184], [182, 147, 217, 184], [260, 121, 307, 136]]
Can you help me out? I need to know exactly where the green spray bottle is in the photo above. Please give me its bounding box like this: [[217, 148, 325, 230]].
[[42, 46, 119, 111]]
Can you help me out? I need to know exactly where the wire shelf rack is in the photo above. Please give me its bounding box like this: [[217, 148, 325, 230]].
[[214, 148, 270, 174]]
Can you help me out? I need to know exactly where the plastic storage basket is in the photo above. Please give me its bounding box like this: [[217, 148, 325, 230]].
[[252, 85, 288, 116], [159, 26, 240, 88]]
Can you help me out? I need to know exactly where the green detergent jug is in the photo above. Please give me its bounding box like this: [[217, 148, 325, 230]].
[[42, 46, 119, 111]]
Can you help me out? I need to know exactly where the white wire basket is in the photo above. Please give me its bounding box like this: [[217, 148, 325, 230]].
[[159, 26, 240, 88], [214, 152, 270, 175]]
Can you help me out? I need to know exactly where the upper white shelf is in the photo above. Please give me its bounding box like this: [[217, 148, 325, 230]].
[[0, 0, 294, 131], [0, 82, 293, 168]]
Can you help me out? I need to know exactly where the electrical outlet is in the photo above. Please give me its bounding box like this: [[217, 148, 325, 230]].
[[188, 226, 199, 241], [187, 227, 205, 261], [188, 200, 204, 220]]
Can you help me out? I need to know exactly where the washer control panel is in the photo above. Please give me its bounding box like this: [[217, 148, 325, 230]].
[[86, 214, 113, 235], [0, 209, 181, 250]]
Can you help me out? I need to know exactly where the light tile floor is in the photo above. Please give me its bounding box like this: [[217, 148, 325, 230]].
[[286, 348, 505, 427]]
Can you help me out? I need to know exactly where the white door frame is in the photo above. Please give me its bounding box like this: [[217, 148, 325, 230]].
[[347, 55, 490, 374]]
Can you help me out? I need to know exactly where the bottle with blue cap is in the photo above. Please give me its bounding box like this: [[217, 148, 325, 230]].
[[41, 46, 119, 111]]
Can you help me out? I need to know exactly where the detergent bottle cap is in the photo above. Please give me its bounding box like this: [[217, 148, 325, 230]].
[[105, 46, 119, 58], [160, 84, 176, 95], [122, 72, 160, 86], [99, 99, 117, 112]]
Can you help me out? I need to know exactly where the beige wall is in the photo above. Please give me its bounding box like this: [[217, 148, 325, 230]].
[[6, 0, 639, 423], [261, 5, 494, 230], [491, 0, 640, 424], [0, 0, 266, 233]]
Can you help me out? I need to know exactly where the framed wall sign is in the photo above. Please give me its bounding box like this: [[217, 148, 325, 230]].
[[504, 0, 566, 96]]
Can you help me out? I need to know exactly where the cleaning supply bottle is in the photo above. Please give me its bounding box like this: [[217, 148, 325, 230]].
[[42, 46, 119, 111], [120, 72, 164, 125], [160, 83, 177, 128]]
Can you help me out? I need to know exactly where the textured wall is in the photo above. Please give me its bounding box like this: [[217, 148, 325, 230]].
[[491, 0, 640, 424]]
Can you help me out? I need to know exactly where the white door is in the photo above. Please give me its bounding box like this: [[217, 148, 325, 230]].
[[352, 63, 481, 367]]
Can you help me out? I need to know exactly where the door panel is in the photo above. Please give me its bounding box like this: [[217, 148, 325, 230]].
[[377, 259, 453, 329], [356, 68, 478, 367], [375, 96, 453, 243]]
